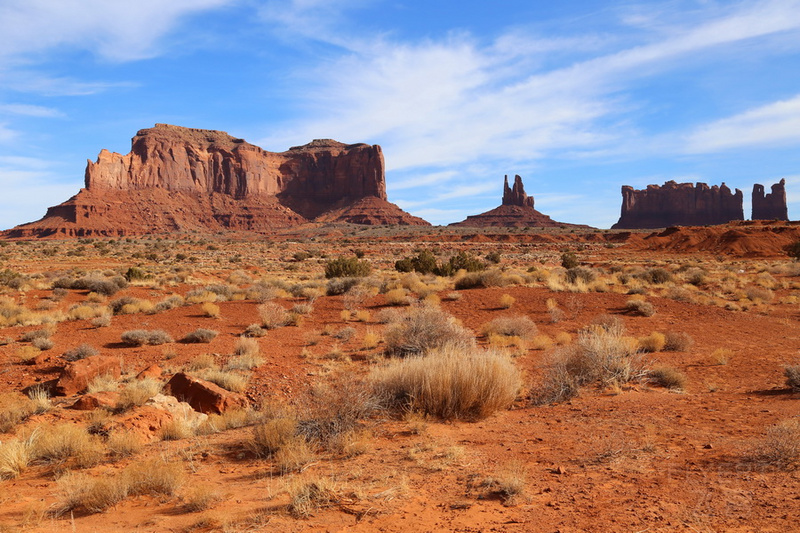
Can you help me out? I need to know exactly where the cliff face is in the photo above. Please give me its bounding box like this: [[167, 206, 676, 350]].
[[451, 175, 590, 228], [6, 124, 427, 237], [752, 179, 788, 221], [612, 181, 744, 230]]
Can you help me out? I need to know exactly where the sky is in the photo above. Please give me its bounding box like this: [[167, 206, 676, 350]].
[[0, 0, 799, 230]]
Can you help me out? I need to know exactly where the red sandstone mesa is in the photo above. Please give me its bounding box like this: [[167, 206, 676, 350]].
[[612, 181, 744, 230], [752, 179, 788, 221], [3, 124, 428, 238], [451, 174, 590, 228]]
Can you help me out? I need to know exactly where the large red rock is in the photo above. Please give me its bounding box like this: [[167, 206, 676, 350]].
[[165, 372, 247, 414], [70, 391, 120, 410], [4, 124, 428, 237], [54, 355, 122, 396], [451, 175, 591, 228], [612, 181, 744, 229], [752, 179, 788, 221]]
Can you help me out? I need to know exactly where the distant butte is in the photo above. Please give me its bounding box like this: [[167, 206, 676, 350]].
[[3, 124, 428, 238], [450, 175, 591, 228]]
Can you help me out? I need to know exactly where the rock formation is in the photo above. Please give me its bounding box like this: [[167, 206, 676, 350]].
[[752, 179, 788, 221], [502, 174, 534, 208], [451, 175, 590, 228], [4, 124, 428, 237], [612, 181, 744, 230]]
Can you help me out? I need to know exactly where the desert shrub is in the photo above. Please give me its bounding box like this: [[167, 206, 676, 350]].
[[333, 326, 356, 342], [250, 417, 298, 458], [154, 294, 184, 312], [590, 313, 625, 332], [745, 285, 774, 303], [481, 316, 538, 340], [107, 431, 143, 459], [625, 298, 655, 317], [664, 331, 694, 352], [182, 328, 218, 344], [788, 241, 800, 260], [637, 267, 673, 284], [454, 269, 512, 290], [125, 458, 184, 495], [483, 460, 528, 505], [124, 266, 149, 281], [534, 323, 645, 404], [121, 329, 173, 346], [638, 332, 666, 353], [384, 288, 410, 306], [0, 393, 37, 432], [54, 471, 129, 515], [294, 377, 377, 446], [201, 302, 221, 318], [31, 337, 54, 350], [750, 419, 800, 469], [648, 366, 688, 390], [20, 327, 53, 342], [109, 296, 138, 315], [67, 275, 127, 296], [288, 476, 339, 518], [160, 415, 197, 441], [90, 314, 112, 328], [565, 267, 596, 284], [785, 365, 800, 391], [258, 302, 288, 329], [498, 294, 515, 309], [394, 250, 438, 274], [325, 277, 360, 296], [372, 345, 521, 420], [116, 378, 163, 411], [561, 252, 579, 269], [437, 251, 486, 277], [361, 329, 380, 349], [28, 423, 104, 468], [0, 438, 30, 480], [384, 306, 474, 357], [244, 324, 267, 337], [683, 267, 707, 286], [324, 257, 371, 279], [62, 343, 99, 361], [711, 348, 733, 365]]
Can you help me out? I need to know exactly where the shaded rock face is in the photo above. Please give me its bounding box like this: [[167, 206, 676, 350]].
[[6, 124, 428, 237], [55, 355, 122, 396], [752, 179, 788, 221], [451, 175, 590, 228], [502, 175, 534, 208], [165, 372, 247, 414], [612, 181, 744, 230]]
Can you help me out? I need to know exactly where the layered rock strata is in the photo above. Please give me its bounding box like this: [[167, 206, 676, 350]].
[[752, 179, 788, 221], [612, 181, 744, 229], [5, 124, 428, 237]]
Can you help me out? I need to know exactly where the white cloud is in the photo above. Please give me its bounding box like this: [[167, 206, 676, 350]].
[[686, 94, 800, 152], [0, 0, 236, 62], [0, 104, 64, 118]]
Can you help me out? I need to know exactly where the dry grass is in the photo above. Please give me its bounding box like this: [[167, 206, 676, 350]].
[[182, 328, 218, 344], [534, 323, 645, 404], [711, 348, 733, 366], [27, 423, 105, 468], [258, 302, 288, 329], [121, 329, 173, 346], [249, 417, 298, 458], [0, 438, 30, 480], [648, 366, 688, 391], [287, 476, 339, 518], [183, 485, 223, 512], [201, 302, 221, 318], [664, 331, 694, 352], [750, 419, 800, 469], [384, 288, 410, 306], [63, 343, 99, 361], [481, 315, 538, 340], [125, 457, 185, 495], [0, 393, 38, 432], [107, 431, 143, 459], [195, 368, 249, 392], [54, 471, 129, 515], [384, 306, 475, 357], [116, 377, 163, 411], [361, 329, 380, 350], [160, 415, 197, 441], [625, 298, 656, 317], [638, 332, 666, 353], [498, 294, 515, 309], [484, 459, 528, 505], [372, 344, 521, 420]]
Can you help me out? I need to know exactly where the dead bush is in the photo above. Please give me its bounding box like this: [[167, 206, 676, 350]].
[[534, 323, 645, 404], [182, 328, 218, 344], [664, 331, 694, 352], [750, 419, 800, 469], [785, 365, 800, 391], [648, 366, 688, 391], [625, 298, 655, 317], [121, 329, 173, 346], [384, 306, 474, 357], [62, 343, 99, 361], [258, 302, 288, 329], [481, 316, 537, 340], [372, 345, 521, 420]]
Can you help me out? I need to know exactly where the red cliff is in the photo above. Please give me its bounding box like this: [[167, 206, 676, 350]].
[[612, 181, 744, 230], [752, 179, 788, 221], [5, 124, 427, 237]]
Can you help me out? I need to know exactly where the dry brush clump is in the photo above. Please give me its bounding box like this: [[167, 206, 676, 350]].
[[121, 329, 173, 346], [749, 419, 800, 470], [481, 315, 538, 340], [785, 365, 800, 391], [648, 366, 688, 391], [371, 345, 521, 420], [384, 305, 474, 357], [534, 323, 646, 404], [182, 328, 218, 344]]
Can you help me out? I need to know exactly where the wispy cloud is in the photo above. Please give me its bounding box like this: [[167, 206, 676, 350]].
[[686, 94, 800, 153], [0, 104, 64, 118]]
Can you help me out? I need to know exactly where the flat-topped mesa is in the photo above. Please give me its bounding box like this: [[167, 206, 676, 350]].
[[85, 124, 387, 216], [502, 175, 534, 208], [612, 181, 744, 230], [752, 179, 788, 221], [5, 124, 427, 237]]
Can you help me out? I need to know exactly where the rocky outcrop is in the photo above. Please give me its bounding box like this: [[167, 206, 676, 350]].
[[55, 355, 122, 396], [612, 181, 744, 229], [502, 175, 534, 208], [451, 175, 590, 228], [4, 124, 428, 237], [166, 372, 247, 414], [752, 179, 788, 221]]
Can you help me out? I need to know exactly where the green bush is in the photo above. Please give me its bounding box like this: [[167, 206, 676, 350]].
[[561, 252, 579, 269], [324, 257, 371, 279]]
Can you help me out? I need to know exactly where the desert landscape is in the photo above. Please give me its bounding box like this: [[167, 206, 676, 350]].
[[1, 124, 800, 532]]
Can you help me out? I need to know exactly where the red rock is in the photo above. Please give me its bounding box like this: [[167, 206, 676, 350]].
[[451, 175, 590, 229], [70, 391, 120, 410], [752, 179, 788, 221], [613, 181, 744, 229], [54, 355, 122, 396], [137, 364, 162, 379], [165, 372, 247, 414], [4, 124, 428, 238]]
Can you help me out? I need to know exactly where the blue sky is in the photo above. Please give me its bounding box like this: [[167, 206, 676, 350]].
[[1, 0, 799, 230]]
